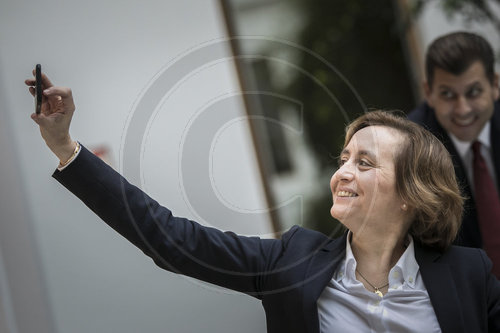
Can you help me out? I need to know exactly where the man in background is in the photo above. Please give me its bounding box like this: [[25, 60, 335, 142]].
[[408, 31, 500, 277]]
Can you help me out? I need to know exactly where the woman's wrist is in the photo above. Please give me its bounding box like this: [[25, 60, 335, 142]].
[[49, 138, 77, 164], [58, 141, 80, 168]]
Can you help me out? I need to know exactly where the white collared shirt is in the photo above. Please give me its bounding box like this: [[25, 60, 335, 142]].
[[317, 234, 441, 333], [449, 121, 498, 194]]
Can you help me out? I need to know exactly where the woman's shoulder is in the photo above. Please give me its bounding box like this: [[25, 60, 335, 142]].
[[437, 245, 492, 275], [416, 242, 492, 274], [280, 225, 345, 253], [281, 225, 338, 242], [443, 245, 488, 259]]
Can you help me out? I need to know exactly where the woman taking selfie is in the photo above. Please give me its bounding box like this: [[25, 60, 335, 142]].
[[26, 71, 500, 332]]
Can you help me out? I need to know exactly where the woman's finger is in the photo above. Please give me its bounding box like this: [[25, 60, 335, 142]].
[[30, 113, 40, 124], [43, 86, 72, 99], [30, 70, 54, 89], [40, 72, 54, 89]]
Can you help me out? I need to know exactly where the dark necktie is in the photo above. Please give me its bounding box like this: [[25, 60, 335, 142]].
[[472, 141, 500, 277]]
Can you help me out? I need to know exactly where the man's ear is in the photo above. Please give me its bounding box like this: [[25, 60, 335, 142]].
[[493, 73, 499, 101], [423, 80, 434, 107]]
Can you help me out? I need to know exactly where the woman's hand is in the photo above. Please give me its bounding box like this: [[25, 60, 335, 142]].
[[25, 69, 77, 163]]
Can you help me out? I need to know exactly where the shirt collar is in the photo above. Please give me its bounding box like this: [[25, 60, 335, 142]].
[[334, 231, 356, 282], [336, 231, 419, 288], [449, 121, 491, 159], [390, 235, 418, 288]]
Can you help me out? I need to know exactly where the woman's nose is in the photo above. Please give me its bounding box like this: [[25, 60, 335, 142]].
[[334, 162, 355, 182]]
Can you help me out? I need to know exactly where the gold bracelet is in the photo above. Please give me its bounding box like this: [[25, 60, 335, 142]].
[[58, 142, 81, 168]]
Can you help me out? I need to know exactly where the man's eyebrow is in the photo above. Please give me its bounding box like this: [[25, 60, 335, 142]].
[[436, 84, 453, 90], [436, 81, 482, 91], [465, 81, 482, 90]]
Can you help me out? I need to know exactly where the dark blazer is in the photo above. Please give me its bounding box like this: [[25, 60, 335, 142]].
[[53, 146, 500, 333], [408, 100, 500, 248]]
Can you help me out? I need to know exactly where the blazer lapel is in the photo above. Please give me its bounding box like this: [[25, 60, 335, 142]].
[[415, 244, 465, 333], [302, 234, 346, 333], [300, 233, 467, 333]]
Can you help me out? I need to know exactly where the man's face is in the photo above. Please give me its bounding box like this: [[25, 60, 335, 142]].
[[425, 61, 499, 142]]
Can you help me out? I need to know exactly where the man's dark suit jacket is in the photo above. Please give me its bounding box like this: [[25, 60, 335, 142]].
[[408, 100, 500, 249], [53, 146, 500, 333]]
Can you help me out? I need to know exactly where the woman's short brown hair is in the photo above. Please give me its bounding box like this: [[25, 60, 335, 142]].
[[344, 110, 464, 251]]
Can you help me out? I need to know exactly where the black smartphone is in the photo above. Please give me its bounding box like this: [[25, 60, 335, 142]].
[[35, 64, 42, 114]]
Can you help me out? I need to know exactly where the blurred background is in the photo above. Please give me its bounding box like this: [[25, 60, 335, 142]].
[[1, 0, 499, 332]]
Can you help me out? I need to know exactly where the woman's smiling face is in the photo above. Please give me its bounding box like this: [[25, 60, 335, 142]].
[[330, 125, 405, 231]]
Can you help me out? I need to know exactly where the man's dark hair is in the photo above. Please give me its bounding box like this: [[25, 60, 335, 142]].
[[426, 31, 495, 88]]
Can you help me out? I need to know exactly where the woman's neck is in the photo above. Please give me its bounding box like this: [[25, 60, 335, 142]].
[[350, 230, 408, 289]]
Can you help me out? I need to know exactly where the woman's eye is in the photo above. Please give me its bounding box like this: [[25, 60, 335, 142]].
[[338, 159, 347, 166], [358, 160, 371, 167]]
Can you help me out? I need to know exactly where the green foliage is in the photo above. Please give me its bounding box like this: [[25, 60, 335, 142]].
[[412, 0, 500, 31], [286, 0, 415, 169], [282, 0, 415, 235]]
